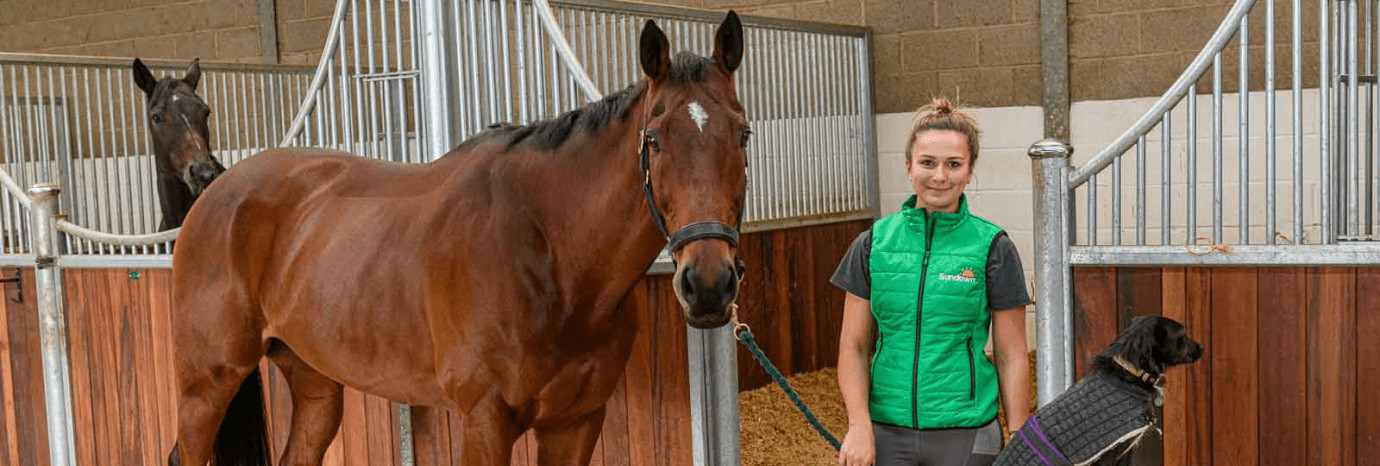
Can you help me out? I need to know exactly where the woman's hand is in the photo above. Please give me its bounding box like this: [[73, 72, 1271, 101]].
[[837, 424, 876, 466]]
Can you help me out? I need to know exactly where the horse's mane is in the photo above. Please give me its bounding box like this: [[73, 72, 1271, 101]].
[[473, 52, 713, 151]]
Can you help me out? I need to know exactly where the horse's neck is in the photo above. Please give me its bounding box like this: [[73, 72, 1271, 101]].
[[532, 109, 667, 278], [155, 172, 194, 229]]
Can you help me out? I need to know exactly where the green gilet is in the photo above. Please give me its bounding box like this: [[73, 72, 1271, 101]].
[[868, 195, 1004, 429]]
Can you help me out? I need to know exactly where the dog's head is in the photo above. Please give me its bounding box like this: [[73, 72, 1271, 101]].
[[1103, 315, 1204, 378]]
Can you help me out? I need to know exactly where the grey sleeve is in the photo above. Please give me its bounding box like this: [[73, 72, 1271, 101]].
[[987, 233, 1032, 311], [830, 228, 872, 299]]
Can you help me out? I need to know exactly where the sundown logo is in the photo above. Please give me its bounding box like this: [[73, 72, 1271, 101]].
[[939, 268, 979, 283]]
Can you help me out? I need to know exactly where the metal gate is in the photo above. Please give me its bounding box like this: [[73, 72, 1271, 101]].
[[1030, 0, 1380, 402], [0, 0, 875, 464]]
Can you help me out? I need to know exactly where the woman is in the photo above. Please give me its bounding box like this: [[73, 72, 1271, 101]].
[[832, 99, 1031, 466]]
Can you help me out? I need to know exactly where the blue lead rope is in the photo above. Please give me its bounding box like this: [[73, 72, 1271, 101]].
[[735, 324, 842, 450]]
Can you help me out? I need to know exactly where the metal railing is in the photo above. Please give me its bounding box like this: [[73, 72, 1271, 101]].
[[0, 54, 313, 262], [1047, 0, 1380, 266]]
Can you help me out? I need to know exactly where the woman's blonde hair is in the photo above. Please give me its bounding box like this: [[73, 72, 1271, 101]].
[[905, 98, 981, 165]]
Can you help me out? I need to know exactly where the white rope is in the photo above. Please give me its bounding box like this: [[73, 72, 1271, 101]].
[[0, 169, 33, 208], [278, 0, 352, 147], [533, 0, 603, 101], [55, 219, 178, 246]]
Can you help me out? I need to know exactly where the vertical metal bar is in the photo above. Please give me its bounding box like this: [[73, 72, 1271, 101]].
[[515, 0, 530, 124], [687, 325, 740, 466], [419, 0, 454, 160], [1351, 0, 1362, 236], [1214, 53, 1224, 243], [1087, 170, 1098, 244], [69, 68, 89, 254], [111, 65, 128, 249], [829, 34, 843, 215], [1239, 14, 1250, 244], [791, 30, 804, 218], [749, 27, 765, 222], [365, 0, 382, 157], [1030, 140, 1073, 406], [482, 0, 498, 124], [1162, 112, 1171, 245], [1295, 0, 1304, 242], [775, 28, 788, 219], [1188, 85, 1198, 242], [1267, 0, 1278, 244], [1368, 0, 1380, 237], [531, 1, 547, 122], [79, 68, 98, 253], [1323, 0, 1334, 242], [1366, 0, 1375, 236], [1112, 150, 1122, 244], [29, 183, 75, 466], [1136, 136, 1146, 245]]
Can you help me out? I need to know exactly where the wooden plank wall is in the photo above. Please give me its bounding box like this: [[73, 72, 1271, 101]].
[[1073, 266, 1379, 466], [0, 219, 865, 465]]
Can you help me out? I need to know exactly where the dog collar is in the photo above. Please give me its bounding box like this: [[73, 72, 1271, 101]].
[[1113, 356, 1163, 385]]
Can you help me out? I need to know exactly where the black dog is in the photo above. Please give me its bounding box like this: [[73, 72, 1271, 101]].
[[993, 315, 1204, 465]]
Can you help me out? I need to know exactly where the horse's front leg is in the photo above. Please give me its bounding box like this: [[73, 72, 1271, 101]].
[[458, 388, 524, 466], [534, 408, 606, 466]]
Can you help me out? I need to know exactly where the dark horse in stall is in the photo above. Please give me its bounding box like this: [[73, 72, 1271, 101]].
[[167, 12, 748, 466], [132, 58, 226, 230]]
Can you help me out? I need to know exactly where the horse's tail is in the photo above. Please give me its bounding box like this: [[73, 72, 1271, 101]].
[[213, 368, 271, 466]]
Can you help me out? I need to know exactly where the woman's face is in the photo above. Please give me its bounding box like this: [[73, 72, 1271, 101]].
[[907, 130, 973, 213]]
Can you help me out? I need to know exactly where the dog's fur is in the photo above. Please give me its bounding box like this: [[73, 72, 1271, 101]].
[[994, 315, 1204, 465]]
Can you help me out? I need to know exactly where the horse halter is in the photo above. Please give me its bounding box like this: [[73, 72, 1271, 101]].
[[637, 122, 744, 256]]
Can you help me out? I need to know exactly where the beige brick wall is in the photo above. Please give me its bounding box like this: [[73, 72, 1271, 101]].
[[0, 0, 267, 62], [659, 0, 1040, 112], [647, 0, 1319, 113], [0, 1, 1322, 113]]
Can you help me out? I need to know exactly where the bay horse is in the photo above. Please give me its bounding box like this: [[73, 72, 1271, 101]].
[[132, 58, 226, 230], [167, 11, 747, 466]]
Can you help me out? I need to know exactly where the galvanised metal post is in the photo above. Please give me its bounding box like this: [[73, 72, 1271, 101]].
[[1028, 140, 1074, 406], [418, 0, 456, 161], [687, 323, 739, 465], [29, 182, 76, 466]]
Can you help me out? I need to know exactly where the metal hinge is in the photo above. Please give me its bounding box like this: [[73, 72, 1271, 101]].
[[0, 268, 21, 303]]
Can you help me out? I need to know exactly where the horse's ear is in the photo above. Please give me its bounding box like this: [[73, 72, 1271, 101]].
[[713, 11, 743, 74], [639, 19, 671, 81], [132, 58, 157, 96], [183, 58, 202, 91]]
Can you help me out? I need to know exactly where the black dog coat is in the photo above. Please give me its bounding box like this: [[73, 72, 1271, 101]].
[[993, 372, 1158, 465]]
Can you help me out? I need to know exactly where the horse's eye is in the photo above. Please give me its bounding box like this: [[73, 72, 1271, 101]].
[[740, 128, 752, 147], [647, 132, 660, 152], [150, 114, 162, 125]]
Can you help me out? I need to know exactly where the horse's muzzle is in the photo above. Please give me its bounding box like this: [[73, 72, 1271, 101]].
[[673, 255, 740, 329], [183, 159, 223, 197]]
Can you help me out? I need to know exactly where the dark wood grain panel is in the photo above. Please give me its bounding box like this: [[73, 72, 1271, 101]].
[[1072, 267, 1117, 378], [1256, 268, 1307, 465]]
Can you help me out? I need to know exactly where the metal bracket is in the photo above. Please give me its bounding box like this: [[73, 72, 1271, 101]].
[[36, 256, 55, 269], [0, 268, 21, 303]]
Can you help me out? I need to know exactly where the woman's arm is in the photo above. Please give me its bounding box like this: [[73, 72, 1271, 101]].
[[837, 292, 876, 465], [991, 306, 1030, 431]]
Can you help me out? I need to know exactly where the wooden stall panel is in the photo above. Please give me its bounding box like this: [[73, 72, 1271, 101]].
[[1, 268, 47, 466], [1307, 268, 1357, 466], [1358, 269, 1380, 463], [1071, 267, 1116, 378], [1256, 268, 1308, 465], [1209, 268, 1259, 466], [1160, 268, 1188, 466]]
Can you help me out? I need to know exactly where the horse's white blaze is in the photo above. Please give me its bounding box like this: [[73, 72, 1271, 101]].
[[179, 114, 204, 150], [687, 100, 708, 132]]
